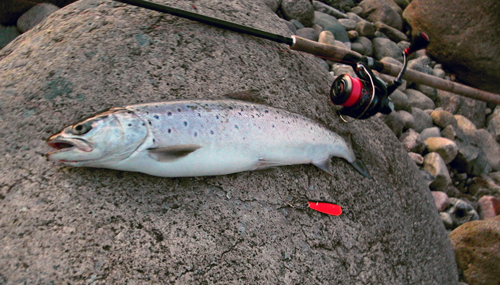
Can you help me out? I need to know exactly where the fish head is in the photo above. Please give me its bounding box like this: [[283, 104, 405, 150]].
[[46, 108, 148, 167]]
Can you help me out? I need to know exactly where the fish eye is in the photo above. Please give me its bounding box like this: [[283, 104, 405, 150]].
[[72, 122, 91, 135]]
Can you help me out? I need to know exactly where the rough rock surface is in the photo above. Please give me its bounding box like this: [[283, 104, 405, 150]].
[[0, 0, 457, 283], [449, 215, 500, 285], [403, 0, 500, 94]]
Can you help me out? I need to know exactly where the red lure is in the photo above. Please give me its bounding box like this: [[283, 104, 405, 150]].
[[308, 201, 342, 216]]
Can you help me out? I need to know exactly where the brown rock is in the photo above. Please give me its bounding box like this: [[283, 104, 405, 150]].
[[431, 191, 449, 212], [449, 216, 500, 285], [358, 0, 403, 30], [403, 0, 500, 95], [430, 110, 457, 129], [424, 137, 458, 164], [478, 196, 500, 220]]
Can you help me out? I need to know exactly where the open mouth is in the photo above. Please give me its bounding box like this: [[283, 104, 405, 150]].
[[48, 141, 75, 150]]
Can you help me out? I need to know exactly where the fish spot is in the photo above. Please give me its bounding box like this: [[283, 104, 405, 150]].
[[167, 112, 172, 116], [216, 115, 219, 119], [198, 113, 201, 117], [265, 110, 269, 113], [210, 130, 214, 135], [238, 112, 242, 116], [148, 120, 152, 125], [153, 139, 156, 143], [184, 121, 188, 126], [234, 125, 238, 129], [128, 123, 132, 127], [272, 124, 275, 128], [177, 108, 182, 112], [229, 107, 233, 110], [168, 129, 171, 133], [194, 132, 198, 137], [154, 115, 159, 119], [142, 123, 145, 126]]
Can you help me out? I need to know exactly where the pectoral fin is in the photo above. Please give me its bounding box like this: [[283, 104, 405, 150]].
[[148, 145, 202, 162]]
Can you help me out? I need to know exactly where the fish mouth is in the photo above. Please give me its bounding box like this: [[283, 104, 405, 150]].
[[46, 137, 93, 162]]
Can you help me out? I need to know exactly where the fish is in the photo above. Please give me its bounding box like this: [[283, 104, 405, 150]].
[[46, 98, 371, 178]]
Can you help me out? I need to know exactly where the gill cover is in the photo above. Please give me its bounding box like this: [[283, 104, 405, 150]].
[[47, 108, 148, 167]]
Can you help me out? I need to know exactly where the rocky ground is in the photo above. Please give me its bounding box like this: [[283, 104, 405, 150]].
[[1, 0, 499, 284]]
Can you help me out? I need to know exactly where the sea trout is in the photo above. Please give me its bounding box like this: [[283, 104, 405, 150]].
[[46, 99, 370, 178]]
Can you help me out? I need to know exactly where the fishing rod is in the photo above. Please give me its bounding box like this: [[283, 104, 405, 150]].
[[115, 0, 500, 116]]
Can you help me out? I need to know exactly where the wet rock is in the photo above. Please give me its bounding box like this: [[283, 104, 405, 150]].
[[430, 110, 457, 129], [408, 152, 424, 165], [17, 3, 59, 33], [420, 127, 440, 141], [358, 0, 402, 30], [474, 129, 500, 171], [296, 27, 319, 41], [423, 152, 452, 191], [312, 1, 347, 19], [449, 215, 500, 285], [312, 11, 349, 42], [281, 0, 315, 26], [389, 89, 409, 112], [372, 37, 402, 62], [373, 21, 408, 43], [446, 198, 479, 228], [0, 25, 20, 49], [400, 128, 425, 153], [478, 195, 500, 219], [318, 30, 335, 45], [424, 137, 457, 164], [440, 125, 456, 140], [404, 89, 435, 110], [432, 191, 449, 212], [355, 20, 376, 39], [451, 141, 491, 177], [410, 107, 433, 133]]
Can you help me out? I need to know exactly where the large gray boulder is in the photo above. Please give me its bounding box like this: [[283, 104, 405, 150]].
[[0, 0, 457, 283]]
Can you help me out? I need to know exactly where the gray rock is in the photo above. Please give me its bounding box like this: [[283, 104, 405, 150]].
[[389, 89, 410, 111], [432, 68, 446, 79], [372, 37, 403, 62], [0, 25, 20, 49], [17, 3, 60, 33], [355, 21, 376, 39], [382, 111, 404, 137], [352, 36, 372, 56], [474, 129, 500, 171], [410, 107, 434, 133], [0, 0, 459, 283], [487, 115, 500, 143], [338, 18, 358, 30], [440, 125, 456, 140], [374, 21, 408, 43], [397, 110, 414, 130], [281, 0, 315, 26], [424, 152, 452, 191], [397, 40, 411, 52], [296, 27, 319, 41], [283, 20, 297, 34], [436, 91, 486, 129], [420, 127, 441, 141], [445, 198, 479, 229], [408, 152, 424, 165], [263, 0, 281, 12], [424, 137, 458, 164], [350, 6, 363, 14], [404, 89, 435, 110], [432, 191, 450, 212], [312, 1, 348, 19], [450, 141, 491, 176], [415, 84, 438, 100], [290, 19, 304, 30], [346, 11, 364, 23], [350, 42, 364, 54], [400, 128, 425, 153], [315, 57, 330, 71], [407, 56, 433, 75], [358, 0, 403, 30], [312, 11, 350, 42], [420, 169, 436, 187]]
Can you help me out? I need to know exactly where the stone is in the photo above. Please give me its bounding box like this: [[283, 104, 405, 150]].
[[431, 191, 449, 212], [283, 20, 297, 34], [338, 18, 357, 31], [408, 152, 423, 165], [440, 125, 455, 140], [397, 110, 413, 130], [440, 212, 453, 229], [372, 37, 402, 62], [403, 0, 500, 95], [0, 0, 459, 283], [474, 129, 500, 171], [446, 198, 480, 229], [430, 110, 457, 129], [281, 0, 315, 26], [487, 115, 500, 142], [414, 84, 437, 101], [450, 141, 491, 177], [296, 27, 319, 41], [263, 0, 281, 12], [424, 137, 458, 164], [355, 21, 375, 39], [423, 152, 452, 191], [478, 196, 500, 220], [449, 215, 500, 285], [318, 30, 335, 45], [410, 107, 433, 133], [373, 21, 408, 43], [346, 12, 363, 23], [454, 115, 477, 138], [0, 25, 20, 49], [290, 19, 304, 30], [432, 68, 446, 79], [400, 128, 425, 153], [420, 127, 440, 141], [312, 1, 347, 19], [352, 36, 372, 56], [17, 3, 60, 33], [312, 11, 349, 42], [331, 63, 355, 77], [407, 56, 433, 75], [389, 89, 409, 112], [358, 0, 403, 30], [382, 111, 404, 137], [404, 89, 435, 110], [435, 90, 461, 115], [347, 30, 359, 40], [350, 42, 363, 53]]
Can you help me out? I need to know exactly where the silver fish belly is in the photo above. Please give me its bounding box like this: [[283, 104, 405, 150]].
[[47, 100, 370, 178]]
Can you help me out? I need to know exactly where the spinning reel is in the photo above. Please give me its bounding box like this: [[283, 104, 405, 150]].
[[330, 32, 430, 120]]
